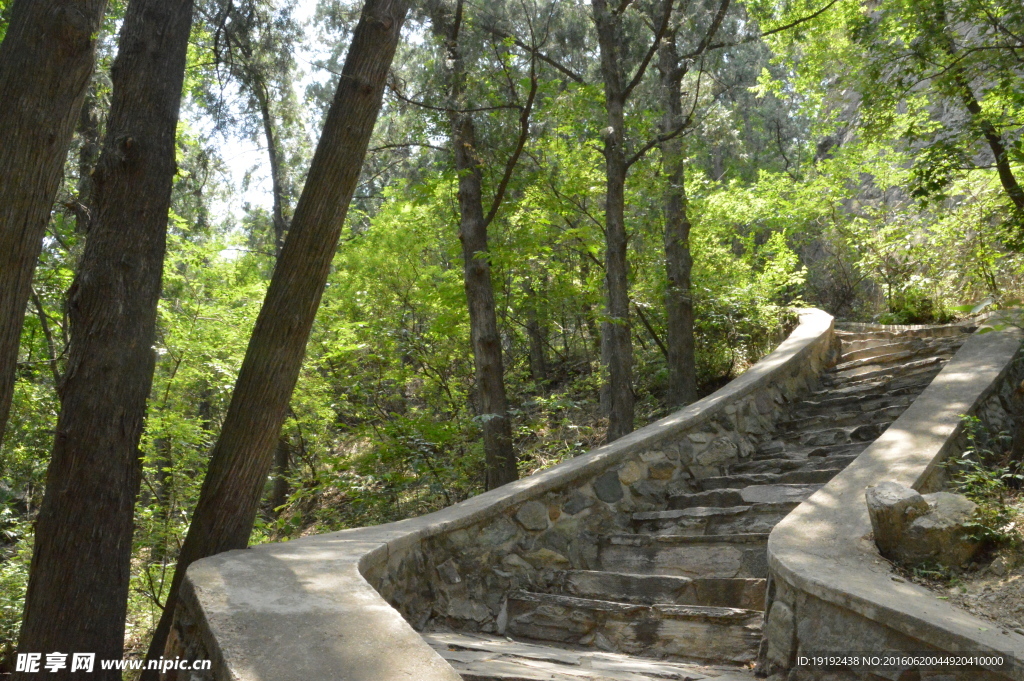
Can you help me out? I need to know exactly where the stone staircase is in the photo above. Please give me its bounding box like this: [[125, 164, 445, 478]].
[[426, 323, 971, 681]]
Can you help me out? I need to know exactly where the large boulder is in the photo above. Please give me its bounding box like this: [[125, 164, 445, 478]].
[[866, 482, 981, 568], [865, 482, 929, 556], [901, 492, 980, 567]]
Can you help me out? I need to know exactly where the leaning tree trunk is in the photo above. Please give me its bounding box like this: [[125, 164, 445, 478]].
[[593, 0, 635, 442], [427, 0, 518, 489], [659, 31, 698, 407], [13, 0, 195, 676], [142, 0, 411, 669], [0, 0, 109, 445]]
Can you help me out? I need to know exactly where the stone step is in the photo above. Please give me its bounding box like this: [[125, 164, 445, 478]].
[[817, 365, 943, 396], [632, 502, 798, 536], [667, 483, 821, 510], [697, 468, 839, 491], [784, 422, 884, 447], [505, 591, 763, 665], [741, 450, 860, 473], [839, 339, 923, 363], [553, 570, 766, 610], [777, 404, 907, 432], [423, 631, 759, 681], [749, 441, 864, 462], [730, 458, 805, 474], [830, 344, 956, 376], [834, 324, 967, 341], [667, 488, 748, 510], [791, 392, 913, 416], [738, 483, 822, 504], [598, 534, 769, 579]]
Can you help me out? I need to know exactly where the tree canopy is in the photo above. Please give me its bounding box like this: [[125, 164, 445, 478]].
[[0, 0, 1021, 668]]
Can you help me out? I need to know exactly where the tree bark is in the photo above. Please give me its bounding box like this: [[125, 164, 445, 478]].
[[13, 0, 195, 676], [659, 30, 698, 407], [254, 78, 290, 255], [0, 0, 109, 445], [593, 0, 635, 442], [143, 0, 410, 668], [524, 280, 548, 385], [74, 86, 102, 234], [428, 0, 518, 489]]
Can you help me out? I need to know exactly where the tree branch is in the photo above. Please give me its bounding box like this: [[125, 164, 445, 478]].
[[624, 0, 675, 100], [484, 57, 539, 227]]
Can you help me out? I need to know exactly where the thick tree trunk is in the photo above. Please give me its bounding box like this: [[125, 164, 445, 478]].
[[524, 280, 548, 385], [143, 0, 410, 668], [0, 0, 109, 445], [593, 0, 634, 442], [454, 111, 518, 488], [659, 32, 698, 407], [13, 0, 195, 676], [429, 0, 517, 489]]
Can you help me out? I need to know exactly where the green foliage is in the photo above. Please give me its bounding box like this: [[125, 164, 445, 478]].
[[948, 416, 1021, 545]]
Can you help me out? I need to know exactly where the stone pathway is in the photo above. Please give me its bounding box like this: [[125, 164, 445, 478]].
[[428, 323, 970, 680]]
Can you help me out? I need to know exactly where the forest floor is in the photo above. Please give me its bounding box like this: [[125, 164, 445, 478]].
[[907, 505, 1024, 635]]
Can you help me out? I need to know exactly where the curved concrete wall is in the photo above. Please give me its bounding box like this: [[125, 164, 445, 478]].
[[168, 309, 839, 681], [763, 320, 1024, 681]]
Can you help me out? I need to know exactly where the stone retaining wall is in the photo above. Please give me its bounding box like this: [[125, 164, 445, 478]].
[[762, 319, 1024, 681], [168, 309, 837, 681]]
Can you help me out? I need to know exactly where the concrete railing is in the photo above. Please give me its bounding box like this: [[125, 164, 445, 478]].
[[763, 319, 1024, 681], [167, 308, 839, 680]]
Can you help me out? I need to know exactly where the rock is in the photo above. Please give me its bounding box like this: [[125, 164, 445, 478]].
[[523, 548, 570, 569], [695, 437, 739, 466], [617, 460, 646, 486], [502, 553, 534, 572], [901, 492, 980, 567], [436, 558, 461, 584], [867, 483, 981, 567], [593, 470, 624, 503], [563, 492, 594, 515], [648, 461, 676, 480], [866, 482, 929, 557], [515, 501, 549, 531], [991, 555, 1008, 577]]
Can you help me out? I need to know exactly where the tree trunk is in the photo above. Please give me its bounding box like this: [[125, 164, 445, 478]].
[[143, 0, 410, 668], [13, 0, 195, 676], [659, 30, 698, 407], [270, 436, 290, 514], [524, 280, 548, 385], [254, 78, 290, 255], [593, 0, 634, 442], [957, 77, 1024, 216], [428, 0, 517, 489], [75, 86, 101, 233], [0, 0, 109, 445]]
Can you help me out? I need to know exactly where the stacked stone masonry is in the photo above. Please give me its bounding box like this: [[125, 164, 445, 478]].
[[168, 311, 1021, 681]]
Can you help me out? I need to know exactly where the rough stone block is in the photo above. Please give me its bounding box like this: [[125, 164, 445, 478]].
[[618, 460, 646, 486], [593, 470, 624, 503], [901, 492, 980, 567], [765, 599, 797, 669], [515, 501, 550, 531], [696, 437, 739, 466], [866, 482, 929, 557], [563, 492, 594, 515], [648, 461, 676, 480]]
